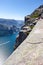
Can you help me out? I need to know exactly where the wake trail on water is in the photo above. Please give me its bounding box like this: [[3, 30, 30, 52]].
[[0, 41, 10, 46]]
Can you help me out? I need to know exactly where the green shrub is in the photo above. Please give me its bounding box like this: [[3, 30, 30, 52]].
[[30, 25, 34, 29], [31, 12, 39, 18]]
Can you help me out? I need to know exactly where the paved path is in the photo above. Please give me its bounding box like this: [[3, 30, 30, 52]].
[[3, 19, 43, 65]]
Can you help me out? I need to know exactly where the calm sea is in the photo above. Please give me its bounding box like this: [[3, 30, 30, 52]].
[[0, 32, 18, 64]]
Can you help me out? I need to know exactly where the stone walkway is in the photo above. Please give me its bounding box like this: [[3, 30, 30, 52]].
[[3, 19, 43, 65]]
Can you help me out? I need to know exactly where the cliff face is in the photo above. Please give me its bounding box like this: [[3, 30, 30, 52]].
[[25, 5, 43, 25], [14, 5, 43, 50], [14, 31, 27, 50]]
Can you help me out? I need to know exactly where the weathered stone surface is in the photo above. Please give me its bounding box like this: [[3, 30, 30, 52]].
[[3, 19, 43, 65], [25, 5, 43, 26], [14, 25, 31, 50], [41, 13, 43, 19], [14, 31, 27, 50]]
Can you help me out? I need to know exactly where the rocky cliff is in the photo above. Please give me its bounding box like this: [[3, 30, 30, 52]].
[[25, 5, 43, 25], [14, 5, 43, 50]]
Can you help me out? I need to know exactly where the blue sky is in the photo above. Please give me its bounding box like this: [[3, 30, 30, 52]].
[[0, 0, 43, 20]]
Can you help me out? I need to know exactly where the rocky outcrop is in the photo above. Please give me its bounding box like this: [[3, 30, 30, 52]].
[[14, 5, 43, 50], [14, 31, 27, 50], [25, 5, 43, 26], [14, 26, 31, 50]]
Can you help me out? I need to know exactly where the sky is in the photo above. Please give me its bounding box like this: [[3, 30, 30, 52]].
[[0, 0, 43, 20]]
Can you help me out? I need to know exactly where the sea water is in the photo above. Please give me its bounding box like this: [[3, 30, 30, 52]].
[[0, 32, 18, 64]]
